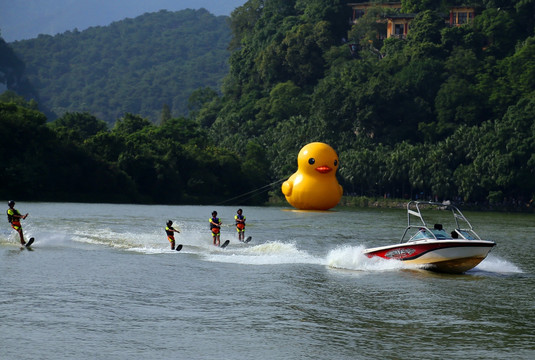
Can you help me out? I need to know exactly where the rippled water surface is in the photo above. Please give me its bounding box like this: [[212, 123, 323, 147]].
[[1, 203, 534, 359]]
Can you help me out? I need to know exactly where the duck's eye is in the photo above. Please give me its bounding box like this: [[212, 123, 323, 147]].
[[334, 159, 338, 166], [308, 158, 315, 165]]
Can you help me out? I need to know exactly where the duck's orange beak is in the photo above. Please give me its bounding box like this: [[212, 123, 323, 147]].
[[315, 166, 332, 174]]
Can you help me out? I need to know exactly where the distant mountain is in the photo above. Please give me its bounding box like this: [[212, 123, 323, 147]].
[[0, 37, 37, 100], [10, 8, 231, 123], [0, 0, 246, 42]]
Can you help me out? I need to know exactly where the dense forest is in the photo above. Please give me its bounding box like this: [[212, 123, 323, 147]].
[[208, 0, 535, 207], [9, 9, 231, 123], [0, 90, 265, 204], [1, 0, 535, 208]]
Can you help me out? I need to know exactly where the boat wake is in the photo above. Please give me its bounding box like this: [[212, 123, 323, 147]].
[[326, 245, 411, 272], [11, 228, 523, 276], [466, 254, 523, 274], [204, 241, 324, 265], [63, 228, 325, 265]]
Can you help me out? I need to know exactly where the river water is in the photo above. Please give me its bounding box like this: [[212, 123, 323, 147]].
[[1, 202, 533, 359]]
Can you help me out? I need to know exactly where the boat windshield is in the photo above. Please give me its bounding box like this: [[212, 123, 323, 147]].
[[409, 228, 450, 241], [457, 230, 476, 240], [410, 229, 430, 240], [431, 229, 449, 239]]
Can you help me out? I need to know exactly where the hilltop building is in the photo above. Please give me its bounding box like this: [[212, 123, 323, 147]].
[[347, 2, 477, 39]]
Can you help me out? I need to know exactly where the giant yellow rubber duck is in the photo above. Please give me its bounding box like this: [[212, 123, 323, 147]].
[[281, 142, 343, 210]]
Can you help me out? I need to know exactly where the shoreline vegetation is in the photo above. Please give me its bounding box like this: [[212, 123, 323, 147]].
[[268, 195, 535, 213]]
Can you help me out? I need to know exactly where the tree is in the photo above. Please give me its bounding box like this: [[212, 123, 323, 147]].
[[161, 103, 171, 124], [348, 6, 392, 58], [492, 36, 535, 106], [491, 96, 535, 200], [406, 10, 446, 59], [187, 87, 219, 116], [228, 0, 264, 49], [474, 7, 520, 58], [49, 112, 108, 142], [402, 0, 443, 13], [278, 21, 331, 87], [433, 75, 485, 138], [113, 113, 153, 137], [265, 115, 320, 181], [240, 140, 271, 203], [0, 102, 137, 201], [255, 80, 308, 128], [338, 145, 387, 196], [0, 90, 38, 110]]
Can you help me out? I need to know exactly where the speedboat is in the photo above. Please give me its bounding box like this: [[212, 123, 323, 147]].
[[363, 201, 496, 273]]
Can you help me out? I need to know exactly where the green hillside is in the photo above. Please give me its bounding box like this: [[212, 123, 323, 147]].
[[10, 8, 231, 123], [197, 0, 535, 206]]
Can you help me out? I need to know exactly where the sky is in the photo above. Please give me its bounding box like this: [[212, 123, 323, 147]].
[[0, 0, 247, 42]]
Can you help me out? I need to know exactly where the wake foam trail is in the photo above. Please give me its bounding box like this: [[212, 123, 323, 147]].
[[471, 254, 523, 274], [67, 227, 168, 253], [204, 241, 323, 265], [1, 229, 75, 248], [326, 245, 410, 272]]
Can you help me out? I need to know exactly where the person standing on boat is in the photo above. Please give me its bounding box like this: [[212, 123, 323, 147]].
[[209, 211, 222, 246], [165, 220, 180, 250], [235, 208, 246, 242], [6, 200, 28, 245]]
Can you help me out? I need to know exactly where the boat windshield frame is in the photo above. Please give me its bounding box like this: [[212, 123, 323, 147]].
[[400, 201, 482, 243]]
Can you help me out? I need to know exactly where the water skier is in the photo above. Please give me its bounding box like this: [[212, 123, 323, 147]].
[[7, 200, 28, 245], [209, 211, 222, 246], [235, 208, 246, 242], [165, 220, 180, 250]]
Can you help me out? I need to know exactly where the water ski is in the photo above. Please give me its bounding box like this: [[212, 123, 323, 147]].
[[220, 240, 230, 249], [244, 236, 252, 243], [25, 237, 35, 248], [175, 244, 183, 252]]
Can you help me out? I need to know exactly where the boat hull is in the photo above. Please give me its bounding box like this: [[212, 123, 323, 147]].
[[364, 240, 496, 274]]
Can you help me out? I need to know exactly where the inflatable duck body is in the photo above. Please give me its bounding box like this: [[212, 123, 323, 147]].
[[281, 142, 343, 210]]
